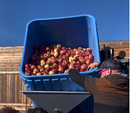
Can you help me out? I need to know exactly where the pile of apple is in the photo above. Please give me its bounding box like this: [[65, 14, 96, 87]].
[[24, 44, 94, 76]]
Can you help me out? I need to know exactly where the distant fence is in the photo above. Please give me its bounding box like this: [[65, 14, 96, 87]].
[[0, 71, 33, 111]]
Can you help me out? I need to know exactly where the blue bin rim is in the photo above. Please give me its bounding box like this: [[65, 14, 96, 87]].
[[26, 14, 96, 27]]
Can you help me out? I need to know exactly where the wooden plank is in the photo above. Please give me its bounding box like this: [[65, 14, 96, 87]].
[[0, 56, 21, 59], [0, 54, 22, 56], [0, 50, 22, 53], [17, 74, 20, 103], [0, 46, 23, 50], [0, 64, 20, 66], [0, 65, 20, 68], [0, 49, 23, 52], [0, 56, 22, 59], [2, 74, 6, 103], [18, 73, 24, 103], [0, 71, 20, 74], [0, 74, 2, 102], [6, 74, 10, 103], [15, 74, 18, 103], [0, 60, 21, 64], [21, 80, 24, 103], [0, 53, 22, 56], [100, 47, 128, 51], [10, 74, 15, 103], [0, 68, 20, 72], [0, 65, 20, 69], [0, 46, 23, 49], [99, 40, 129, 48], [22, 80, 27, 104], [0, 73, 32, 105]]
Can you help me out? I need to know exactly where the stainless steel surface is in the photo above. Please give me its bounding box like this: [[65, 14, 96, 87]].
[[21, 91, 91, 113]]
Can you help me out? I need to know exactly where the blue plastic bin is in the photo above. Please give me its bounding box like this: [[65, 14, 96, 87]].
[[19, 14, 100, 92], [19, 14, 100, 110]]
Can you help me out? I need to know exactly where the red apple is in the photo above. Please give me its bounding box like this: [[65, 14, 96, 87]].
[[87, 48, 92, 53], [78, 56, 84, 61], [44, 53, 49, 60], [58, 55, 62, 59], [51, 50, 54, 56], [69, 63, 76, 69], [45, 67, 51, 73], [72, 55, 79, 61], [80, 69, 84, 72], [86, 59, 91, 65], [87, 52, 91, 56], [51, 58, 57, 64], [58, 57, 63, 62], [53, 69, 58, 74], [54, 48, 60, 53], [58, 65, 64, 73], [80, 64, 87, 71], [62, 47, 66, 50], [78, 63, 81, 67], [46, 60, 51, 65], [66, 53, 70, 59], [41, 71, 46, 75], [75, 65, 80, 71], [60, 50, 65, 55], [49, 70, 55, 75], [62, 60, 68, 68], [36, 72, 42, 75], [73, 48, 77, 52], [52, 63, 58, 68], [62, 55, 67, 59], [89, 54, 94, 60], [37, 65, 42, 70], [80, 59, 86, 64], [57, 44, 62, 49], [25, 64, 30, 68], [25, 67, 30, 71], [85, 56, 89, 60], [70, 52, 75, 57], [77, 60, 81, 64], [46, 47, 50, 52], [78, 52, 83, 56], [33, 68, 39, 75], [25, 70, 32, 75], [78, 47, 83, 50]]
